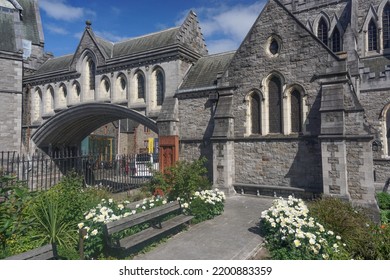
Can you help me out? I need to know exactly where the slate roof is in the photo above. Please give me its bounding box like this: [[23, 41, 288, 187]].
[[179, 51, 235, 90], [113, 27, 180, 58], [0, 0, 16, 9], [30, 26, 186, 76], [34, 54, 73, 75], [0, 12, 16, 52], [95, 36, 113, 58], [18, 0, 41, 45]]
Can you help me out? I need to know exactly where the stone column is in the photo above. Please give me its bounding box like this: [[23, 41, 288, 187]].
[[211, 90, 235, 195], [320, 138, 350, 199], [213, 140, 235, 195]]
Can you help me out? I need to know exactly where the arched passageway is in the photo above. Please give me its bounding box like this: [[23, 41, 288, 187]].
[[32, 103, 158, 150]]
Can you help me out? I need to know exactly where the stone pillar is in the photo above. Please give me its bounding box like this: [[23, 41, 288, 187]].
[[319, 82, 379, 221], [213, 141, 235, 195], [211, 91, 235, 195], [321, 138, 350, 199]]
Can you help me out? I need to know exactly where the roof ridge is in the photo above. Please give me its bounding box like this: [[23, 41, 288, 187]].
[[44, 53, 74, 60], [95, 36, 114, 45], [114, 26, 180, 45], [203, 51, 236, 58]]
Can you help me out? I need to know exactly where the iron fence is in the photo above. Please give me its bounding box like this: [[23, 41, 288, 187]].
[[0, 151, 159, 193]]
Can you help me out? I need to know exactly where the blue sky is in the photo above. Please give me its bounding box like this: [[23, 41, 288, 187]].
[[39, 0, 266, 57]]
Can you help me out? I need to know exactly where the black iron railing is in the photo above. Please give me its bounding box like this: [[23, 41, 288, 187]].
[[0, 151, 159, 193]]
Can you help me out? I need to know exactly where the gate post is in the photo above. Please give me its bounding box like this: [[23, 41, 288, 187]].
[[158, 135, 179, 173]]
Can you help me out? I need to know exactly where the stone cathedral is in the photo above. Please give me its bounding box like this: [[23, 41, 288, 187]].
[[2, 0, 390, 211]]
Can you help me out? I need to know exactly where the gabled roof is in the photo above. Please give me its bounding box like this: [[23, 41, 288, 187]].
[[8, 0, 22, 10], [18, 0, 42, 45], [34, 54, 73, 75], [0, 0, 17, 9], [179, 51, 235, 90], [95, 36, 114, 58], [113, 27, 180, 58], [0, 12, 16, 52], [30, 10, 208, 78]]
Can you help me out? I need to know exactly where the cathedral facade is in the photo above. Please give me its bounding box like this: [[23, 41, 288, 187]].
[[2, 0, 390, 210]]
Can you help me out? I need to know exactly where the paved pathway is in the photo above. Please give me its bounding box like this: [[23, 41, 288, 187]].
[[134, 195, 274, 260]]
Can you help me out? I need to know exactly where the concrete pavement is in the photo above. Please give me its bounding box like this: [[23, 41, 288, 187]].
[[133, 195, 274, 260]]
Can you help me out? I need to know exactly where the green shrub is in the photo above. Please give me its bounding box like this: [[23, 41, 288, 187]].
[[380, 210, 390, 224], [0, 176, 36, 251], [0, 234, 42, 259], [29, 194, 77, 249], [308, 197, 387, 260], [377, 192, 390, 210], [28, 172, 110, 228], [146, 157, 211, 202]]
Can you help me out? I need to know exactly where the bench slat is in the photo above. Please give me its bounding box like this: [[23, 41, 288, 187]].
[[106, 201, 181, 235], [5, 244, 55, 260], [118, 214, 194, 249]]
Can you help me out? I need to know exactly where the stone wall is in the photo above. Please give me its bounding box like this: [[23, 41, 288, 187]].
[[225, 0, 340, 138], [0, 55, 23, 152], [359, 89, 389, 156], [286, 0, 350, 27], [0, 93, 22, 152], [346, 140, 374, 200], [178, 95, 214, 140], [374, 159, 390, 183], [179, 140, 213, 179], [234, 138, 322, 192]]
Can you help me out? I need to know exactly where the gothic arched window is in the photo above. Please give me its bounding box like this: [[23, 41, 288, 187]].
[[291, 90, 302, 133], [72, 81, 81, 103], [268, 76, 282, 134], [33, 88, 42, 121], [384, 4, 390, 49], [46, 86, 54, 113], [87, 58, 95, 90], [250, 93, 262, 134], [317, 18, 328, 46], [332, 28, 341, 52], [156, 70, 165, 106], [137, 72, 145, 99], [58, 84, 67, 108], [368, 19, 378, 51]]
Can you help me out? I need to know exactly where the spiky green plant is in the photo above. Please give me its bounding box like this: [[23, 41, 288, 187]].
[[31, 195, 77, 249]]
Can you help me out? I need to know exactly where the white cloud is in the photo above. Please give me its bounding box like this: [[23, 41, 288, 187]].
[[111, 6, 121, 15], [40, 0, 94, 22], [46, 24, 69, 35], [177, 1, 266, 54], [206, 39, 238, 54]]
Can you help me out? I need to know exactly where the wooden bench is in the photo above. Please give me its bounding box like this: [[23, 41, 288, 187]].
[[5, 243, 57, 260], [103, 201, 193, 251]]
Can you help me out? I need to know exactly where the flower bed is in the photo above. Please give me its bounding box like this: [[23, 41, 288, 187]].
[[79, 189, 226, 259], [79, 197, 168, 259], [180, 189, 226, 224], [260, 196, 349, 260]]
